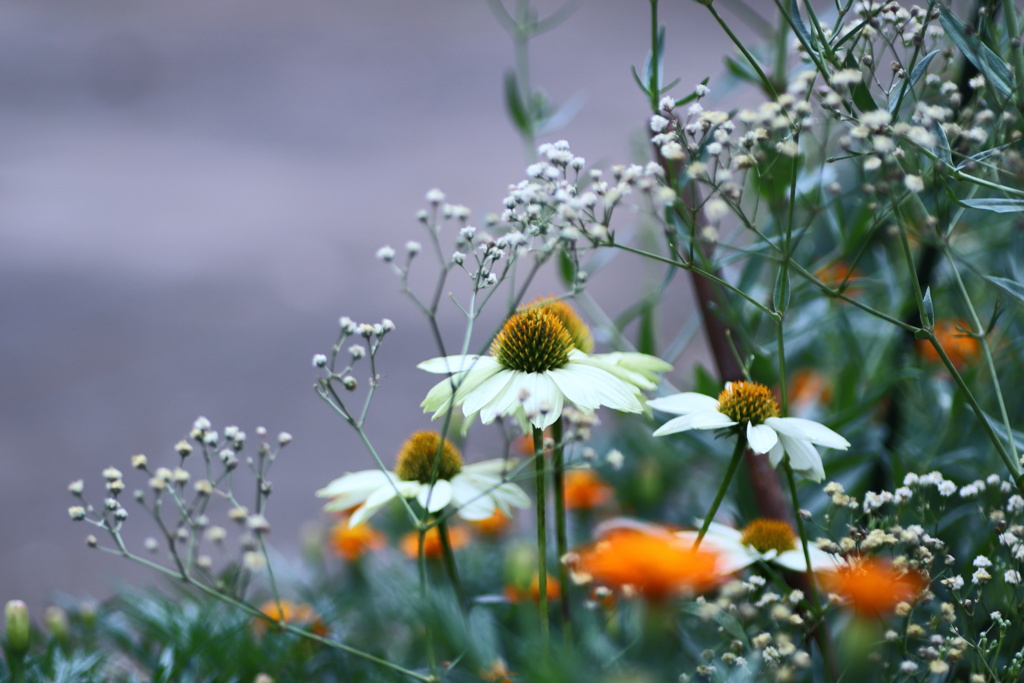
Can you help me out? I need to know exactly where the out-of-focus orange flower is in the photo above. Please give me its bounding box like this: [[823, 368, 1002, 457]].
[[480, 658, 516, 682], [564, 469, 614, 510], [821, 558, 927, 617], [515, 429, 552, 457], [564, 524, 727, 601], [505, 574, 562, 603], [789, 369, 833, 408], [252, 599, 328, 637], [916, 319, 981, 370], [399, 525, 470, 560], [470, 508, 512, 536], [328, 517, 386, 561], [815, 260, 863, 295]]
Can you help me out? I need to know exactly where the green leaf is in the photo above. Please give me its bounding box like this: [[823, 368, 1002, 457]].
[[932, 119, 952, 166], [679, 602, 749, 649], [890, 49, 939, 115], [921, 286, 934, 328], [938, 6, 1014, 99], [961, 198, 1024, 213], [844, 53, 878, 112], [983, 275, 1024, 307], [558, 248, 575, 286], [788, 0, 816, 56], [638, 303, 657, 356], [503, 70, 530, 136], [773, 266, 791, 314]]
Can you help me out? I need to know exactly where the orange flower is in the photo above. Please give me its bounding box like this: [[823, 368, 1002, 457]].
[[821, 558, 927, 617], [564, 469, 614, 510], [399, 525, 470, 560], [564, 523, 727, 601], [815, 260, 862, 294], [328, 517, 385, 561], [480, 658, 516, 682], [916, 319, 981, 370], [789, 369, 833, 408], [252, 599, 328, 637], [470, 508, 512, 536], [505, 574, 562, 603]]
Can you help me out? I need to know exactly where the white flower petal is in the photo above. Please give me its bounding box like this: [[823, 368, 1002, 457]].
[[747, 423, 779, 455], [462, 458, 517, 476], [318, 470, 400, 511], [348, 481, 417, 526], [450, 476, 498, 519], [647, 392, 720, 415], [778, 434, 826, 482], [764, 417, 850, 450], [417, 479, 453, 512], [653, 410, 736, 437], [464, 369, 516, 419], [518, 372, 564, 430], [417, 355, 487, 374], [768, 441, 785, 468], [774, 547, 843, 573], [493, 482, 531, 510], [549, 364, 642, 414]]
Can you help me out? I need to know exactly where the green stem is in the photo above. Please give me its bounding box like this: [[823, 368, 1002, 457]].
[[704, 2, 779, 99], [782, 462, 836, 683], [648, 0, 660, 112], [1002, 0, 1024, 114], [437, 518, 466, 607], [693, 436, 747, 550], [551, 418, 571, 636], [532, 426, 551, 654]]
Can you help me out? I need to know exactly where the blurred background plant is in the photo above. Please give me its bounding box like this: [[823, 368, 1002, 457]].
[[8, 0, 1024, 681]]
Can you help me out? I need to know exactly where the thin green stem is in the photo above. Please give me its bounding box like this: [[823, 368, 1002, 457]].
[[532, 426, 551, 654], [551, 418, 571, 636], [648, 0, 660, 112], [693, 436, 747, 550], [704, 2, 779, 99], [945, 251, 1019, 467], [437, 518, 466, 607], [1002, 0, 1024, 114]]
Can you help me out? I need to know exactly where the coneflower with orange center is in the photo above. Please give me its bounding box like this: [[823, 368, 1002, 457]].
[[564, 524, 728, 601], [821, 558, 927, 617]]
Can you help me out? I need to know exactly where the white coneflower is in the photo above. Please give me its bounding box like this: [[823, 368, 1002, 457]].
[[420, 298, 666, 430], [681, 519, 843, 574], [649, 381, 850, 482], [317, 431, 529, 526]]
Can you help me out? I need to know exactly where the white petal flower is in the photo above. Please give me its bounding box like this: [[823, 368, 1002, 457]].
[[649, 381, 849, 482], [680, 519, 843, 574], [316, 432, 529, 525], [421, 300, 668, 431]]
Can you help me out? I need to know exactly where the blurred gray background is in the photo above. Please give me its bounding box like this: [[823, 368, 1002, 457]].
[[0, 0, 738, 612]]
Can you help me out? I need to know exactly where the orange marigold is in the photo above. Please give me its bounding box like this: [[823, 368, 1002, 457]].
[[328, 518, 385, 561], [399, 525, 470, 560], [470, 508, 512, 536], [916, 319, 981, 370], [252, 599, 328, 637], [564, 524, 727, 601], [505, 574, 562, 603], [564, 469, 613, 510], [821, 558, 927, 617]]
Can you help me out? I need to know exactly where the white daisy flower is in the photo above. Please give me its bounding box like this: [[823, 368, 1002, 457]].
[[679, 519, 844, 574], [648, 381, 850, 482], [315, 431, 530, 526], [420, 299, 664, 431]]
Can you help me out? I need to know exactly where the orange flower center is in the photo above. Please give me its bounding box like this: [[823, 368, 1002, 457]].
[[739, 518, 797, 554], [490, 308, 574, 373], [717, 381, 781, 424], [394, 431, 463, 483], [517, 296, 594, 353]]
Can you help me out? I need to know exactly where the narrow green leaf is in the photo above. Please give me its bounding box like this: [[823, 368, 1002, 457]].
[[984, 275, 1024, 307], [921, 286, 934, 328], [638, 304, 656, 356], [557, 248, 575, 287], [938, 6, 1014, 99], [503, 70, 530, 135], [631, 64, 652, 96], [788, 0, 816, 55], [890, 49, 939, 114], [844, 53, 878, 112], [932, 120, 952, 166], [961, 198, 1024, 213]]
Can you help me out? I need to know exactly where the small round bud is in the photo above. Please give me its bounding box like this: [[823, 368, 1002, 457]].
[[425, 188, 445, 204], [102, 467, 123, 481], [104, 498, 118, 510], [260, 481, 272, 495], [144, 537, 159, 552], [130, 454, 148, 469], [194, 479, 213, 496], [348, 345, 366, 359], [5, 600, 30, 655], [68, 506, 86, 521], [106, 479, 125, 494], [43, 606, 69, 644], [451, 251, 465, 265], [375, 245, 396, 262], [405, 241, 422, 256], [68, 480, 84, 496], [380, 318, 395, 333], [247, 514, 271, 534], [342, 375, 358, 391], [114, 507, 128, 521], [172, 468, 190, 484], [312, 353, 328, 368], [277, 432, 292, 446], [175, 440, 193, 457], [85, 535, 98, 548], [193, 416, 211, 432], [228, 506, 249, 522], [339, 316, 357, 334]]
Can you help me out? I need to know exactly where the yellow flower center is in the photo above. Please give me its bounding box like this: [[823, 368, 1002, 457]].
[[394, 431, 463, 483], [490, 308, 574, 373], [717, 381, 780, 424], [739, 518, 797, 554], [517, 296, 594, 354]]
